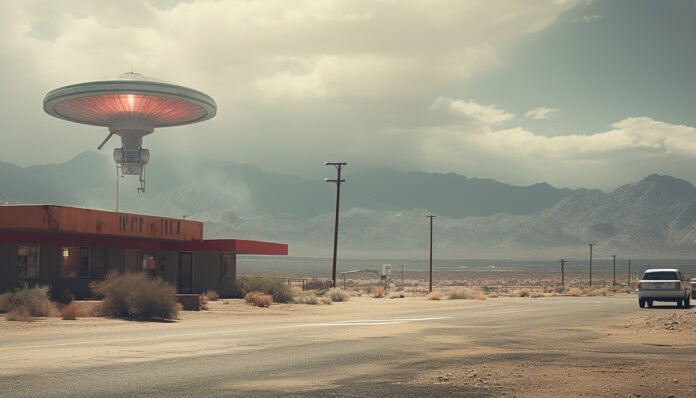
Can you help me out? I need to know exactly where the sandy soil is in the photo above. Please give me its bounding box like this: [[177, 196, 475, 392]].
[[1, 296, 695, 397]]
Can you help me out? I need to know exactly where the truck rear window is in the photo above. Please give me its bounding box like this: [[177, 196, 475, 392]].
[[642, 272, 679, 280]]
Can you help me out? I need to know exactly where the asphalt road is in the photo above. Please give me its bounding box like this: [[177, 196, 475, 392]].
[[0, 296, 688, 397]]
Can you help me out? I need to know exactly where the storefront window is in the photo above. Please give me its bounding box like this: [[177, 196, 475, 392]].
[[61, 247, 108, 278], [18, 245, 40, 279], [60, 247, 78, 278]]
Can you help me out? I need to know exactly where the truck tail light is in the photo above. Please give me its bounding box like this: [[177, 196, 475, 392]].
[[636, 281, 641, 289]]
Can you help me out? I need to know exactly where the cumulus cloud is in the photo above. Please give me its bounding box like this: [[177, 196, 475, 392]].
[[524, 107, 559, 120], [432, 98, 514, 125], [12, 0, 690, 191], [420, 114, 696, 188]]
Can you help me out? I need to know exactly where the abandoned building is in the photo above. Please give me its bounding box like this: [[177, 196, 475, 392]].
[[0, 205, 287, 298]]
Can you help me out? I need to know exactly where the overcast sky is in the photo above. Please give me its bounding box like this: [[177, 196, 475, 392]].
[[0, 0, 694, 190]]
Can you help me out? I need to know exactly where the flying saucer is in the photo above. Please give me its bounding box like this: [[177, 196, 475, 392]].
[[43, 72, 217, 192]]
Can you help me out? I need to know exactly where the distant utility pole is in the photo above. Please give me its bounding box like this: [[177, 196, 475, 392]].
[[588, 243, 594, 287], [324, 161, 347, 288], [427, 215, 436, 293], [612, 254, 617, 286], [627, 259, 631, 285], [560, 259, 566, 287]]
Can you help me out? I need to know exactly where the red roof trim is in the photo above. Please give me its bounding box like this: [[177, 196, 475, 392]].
[[161, 239, 288, 255], [0, 231, 287, 255]]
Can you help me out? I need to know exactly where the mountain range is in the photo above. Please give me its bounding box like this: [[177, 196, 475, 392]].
[[2, 152, 696, 259]]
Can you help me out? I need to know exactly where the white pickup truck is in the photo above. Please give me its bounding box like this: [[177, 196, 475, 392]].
[[637, 269, 692, 308]]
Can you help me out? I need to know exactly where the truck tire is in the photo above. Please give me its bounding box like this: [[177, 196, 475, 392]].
[[639, 298, 646, 308], [685, 296, 691, 308], [676, 299, 684, 308]]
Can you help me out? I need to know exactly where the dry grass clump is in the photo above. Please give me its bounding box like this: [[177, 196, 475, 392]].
[[389, 292, 405, 299], [515, 288, 531, 298], [294, 291, 320, 305], [90, 272, 178, 320], [244, 291, 273, 307], [566, 287, 583, 296], [306, 278, 332, 291], [447, 287, 486, 300], [199, 294, 209, 311], [0, 284, 55, 321], [60, 301, 79, 320], [202, 290, 219, 301], [325, 288, 351, 302], [426, 291, 442, 301], [58, 301, 100, 319], [321, 296, 333, 305], [586, 287, 610, 296], [238, 276, 294, 303], [370, 286, 385, 298]]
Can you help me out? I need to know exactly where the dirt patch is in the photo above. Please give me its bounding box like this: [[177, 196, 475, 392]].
[[623, 310, 696, 332]]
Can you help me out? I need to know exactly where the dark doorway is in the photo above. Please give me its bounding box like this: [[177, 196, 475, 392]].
[[125, 249, 140, 273], [178, 252, 193, 293]]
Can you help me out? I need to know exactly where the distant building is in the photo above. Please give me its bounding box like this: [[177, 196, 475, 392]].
[[0, 205, 287, 298]]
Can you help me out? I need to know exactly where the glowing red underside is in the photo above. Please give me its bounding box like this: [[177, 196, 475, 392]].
[[53, 94, 207, 126]]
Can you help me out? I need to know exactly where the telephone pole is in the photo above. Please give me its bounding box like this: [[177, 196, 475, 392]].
[[612, 254, 617, 286], [324, 161, 347, 288], [627, 259, 631, 284], [588, 243, 594, 287], [427, 215, 436, 293], [560, 259, 566, 287]]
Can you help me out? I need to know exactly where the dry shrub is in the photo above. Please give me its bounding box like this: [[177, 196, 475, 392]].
[[389, 292, 405, 299], [203, 290, 219, 301], [294, 291, 320, 304], [245, 291, 273, 307], [447, 287, 485, 300], [306, 278, 332, 291], [239, 276, 293, 303], [554, 286, 567, 294], [617, 286, 634, 294], [586, 287, 609, 297], [321, 296, 332, 305], [370, 286, 385, 298], [325, 288, 351, 302], [61, 301, 79, 320], [0, 284, 55, 321], [426, 291, 442, 301], [529, 291, 544, 298], [515, 289, 531, 298], [90, 272, 178, 320], [199, 295, 209, 311], [291, 286, 303, 296], [70, 301, 101, 317], [566, 287, 583, 297]]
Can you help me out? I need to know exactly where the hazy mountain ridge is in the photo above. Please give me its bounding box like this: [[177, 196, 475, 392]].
[[2, 152, 696, 258]]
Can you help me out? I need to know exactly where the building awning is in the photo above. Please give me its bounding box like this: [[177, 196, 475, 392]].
[[0, 231, 287, 255]]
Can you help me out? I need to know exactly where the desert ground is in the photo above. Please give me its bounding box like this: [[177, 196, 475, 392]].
[[1, 290, 695, 397]]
